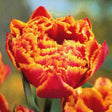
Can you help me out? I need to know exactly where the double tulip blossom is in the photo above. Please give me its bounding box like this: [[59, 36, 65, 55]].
[[6, 6, 108, 98], [15, 105, 34, 112], [61, 77, 112, 112]]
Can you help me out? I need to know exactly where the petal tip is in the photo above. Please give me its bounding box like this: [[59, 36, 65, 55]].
[[30, 6, 52, 19]]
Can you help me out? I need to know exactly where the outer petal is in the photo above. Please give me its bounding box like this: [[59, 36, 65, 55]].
[[79, 40, 108, 87], [36, 74, 74, 98], [30, 6, 52, 20], [5, 33, 20, 71], [20, 63, 43, 87], [79, 88, 105, 112], [91, 41, 108, 74]]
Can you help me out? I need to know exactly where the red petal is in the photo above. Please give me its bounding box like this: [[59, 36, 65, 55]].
[[79, 88, 105, 112], [15, 48, 33, 64], [36, 74, 74, 98], [30, 6, 52, 20], [75, 99, 93, 112], [86, 39, 99, 60], [20, 63, 43, 87], [10, 19, 25, 29], [5, 33, 20, 71], [91, 41, 108, 74], [67, 66, 87, 88], [83, 18, 92, 29], [10, 19, 25, 36], [0, 94, 10, 112]]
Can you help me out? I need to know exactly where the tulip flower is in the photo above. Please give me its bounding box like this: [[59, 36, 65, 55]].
[[15, 105, 34, 112], [6, 6, 108, 98], [61, 77, 112, 112]]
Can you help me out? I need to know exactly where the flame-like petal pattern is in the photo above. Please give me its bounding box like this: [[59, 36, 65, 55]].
[[61, 77, 112, 112], [6, 6, 108, 98], [15, 105, 34, 112]]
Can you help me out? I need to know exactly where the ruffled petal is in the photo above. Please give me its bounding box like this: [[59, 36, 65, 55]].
[[10, 19, 25, 37], [91, 41, 108, 74], [6, 6, 108, 98], [6, 33, 19, 71], [61, 77, 112, 112]]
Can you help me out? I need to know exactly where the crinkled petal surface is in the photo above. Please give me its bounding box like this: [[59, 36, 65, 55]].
[[61, 77, 112, 112], [6, 6, 108, 98]]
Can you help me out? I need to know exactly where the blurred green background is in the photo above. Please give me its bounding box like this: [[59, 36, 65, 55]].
[[0, 0, 112, 111]]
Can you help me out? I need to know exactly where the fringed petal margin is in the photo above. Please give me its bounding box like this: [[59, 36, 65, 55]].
[[91, 41, 108, 74], [5, 33, 20, 71]]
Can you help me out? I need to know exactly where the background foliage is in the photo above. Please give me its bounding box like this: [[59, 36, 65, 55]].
[[0, 0, 112, 111]]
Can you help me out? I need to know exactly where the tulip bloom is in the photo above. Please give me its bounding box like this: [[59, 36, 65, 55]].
[[6, 6, 108, 98], [0, 52, 10, 86], [61, 77, 112, 112], [15, 105, 34, 112]]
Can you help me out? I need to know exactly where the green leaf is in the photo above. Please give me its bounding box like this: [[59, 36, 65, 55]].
[[50, 99, 61, 112], [13, 104, 18, 112], [21, 72, 39, 112], [33, 86, 39, 107], [44, 98, 52, 112]]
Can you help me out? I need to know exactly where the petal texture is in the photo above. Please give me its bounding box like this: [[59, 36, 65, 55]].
[[61, 77, 112, 112], [6, 6, 108, 98]]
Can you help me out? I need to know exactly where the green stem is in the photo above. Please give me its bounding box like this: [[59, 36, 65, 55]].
[[13, 104, 18, 112], [21, 72, 39, 112], [44, 98, 52, 112], [33, 86, 39, 106]]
